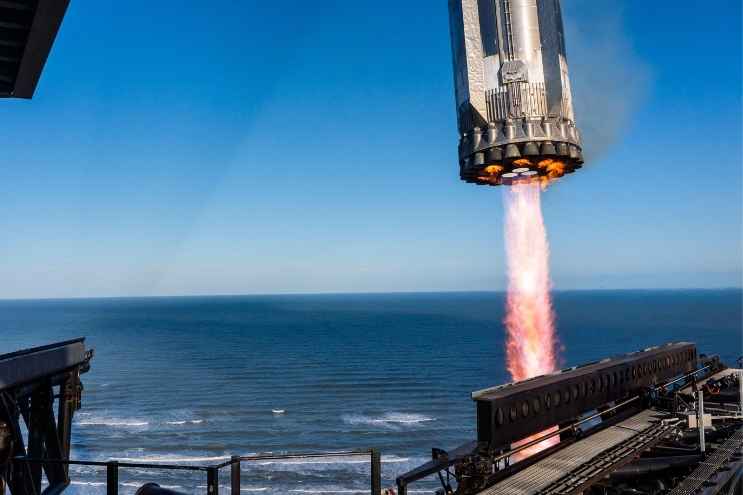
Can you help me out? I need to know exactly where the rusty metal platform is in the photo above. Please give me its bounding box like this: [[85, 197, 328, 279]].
[[478, 409, 673, 495]]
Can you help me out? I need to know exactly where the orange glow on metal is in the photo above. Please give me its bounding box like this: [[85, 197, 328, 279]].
[[503, 182, 560, 458], [484, 165, 504, 175], [511, 426, 560, 461], [513, 158, 533, 167]]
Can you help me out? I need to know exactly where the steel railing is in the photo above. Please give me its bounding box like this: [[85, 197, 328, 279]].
[[13, 449, 382, 495]]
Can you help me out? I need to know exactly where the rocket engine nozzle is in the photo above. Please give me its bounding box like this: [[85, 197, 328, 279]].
[[449, 0, 584, 187]]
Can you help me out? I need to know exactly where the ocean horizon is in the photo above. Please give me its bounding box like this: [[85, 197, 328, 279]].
[[2, 286, 742, 302]]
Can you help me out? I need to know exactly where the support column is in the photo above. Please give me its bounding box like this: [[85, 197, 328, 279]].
[[207, 467, 219, 495], [230, 456, 240, 495], [27, 390, 46, 495], [56, 373, 78, 480], [370, 450, 381, 495], [106, 461, 118, 495], [698, 391, 706, 454]]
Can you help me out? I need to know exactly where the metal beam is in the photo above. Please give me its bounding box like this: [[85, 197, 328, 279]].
[[0, 339, 89, 392], [0, 0, 70, 98]]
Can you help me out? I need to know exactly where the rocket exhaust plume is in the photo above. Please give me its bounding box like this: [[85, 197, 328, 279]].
[[504, 182, 558, 381], [504, 182, 559, 458]]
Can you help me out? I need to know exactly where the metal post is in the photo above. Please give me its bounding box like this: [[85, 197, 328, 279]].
[[230, 456, 240, 495], [698, 391, 706, 454], [397, 479, 407, 495], [739, 370, 743, 415], [207, 467, 219, 495], [27, 389, 45, 495], [57, 374, 76, 480], [106, 461, 118, 495], [370, 449, 381, 495]]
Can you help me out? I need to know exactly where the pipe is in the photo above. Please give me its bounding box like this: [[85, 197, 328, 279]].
[[609, 455, 703, 479]]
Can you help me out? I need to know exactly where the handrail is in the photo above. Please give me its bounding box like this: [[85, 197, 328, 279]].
[[13, 449, 383, 495], [14, 457, 208, 471]]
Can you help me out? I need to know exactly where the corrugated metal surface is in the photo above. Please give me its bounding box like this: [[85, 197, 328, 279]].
[[479, 409, 667, 495]]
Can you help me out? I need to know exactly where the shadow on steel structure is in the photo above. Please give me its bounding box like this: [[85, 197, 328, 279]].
[[0, 339, 93, 495]]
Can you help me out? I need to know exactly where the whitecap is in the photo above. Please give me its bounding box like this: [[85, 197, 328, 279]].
[[165, 419, 204, 426], [341, 412, 435, 428], [77, 419, 149, 427], [251, 455, 408, 466], [114, 454, 231, 463]]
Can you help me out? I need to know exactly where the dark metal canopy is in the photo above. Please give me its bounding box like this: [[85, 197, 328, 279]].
[[0, 0, 69, 98]]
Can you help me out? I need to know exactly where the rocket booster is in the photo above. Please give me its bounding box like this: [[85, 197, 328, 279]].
[[448, 0, 584, 186]]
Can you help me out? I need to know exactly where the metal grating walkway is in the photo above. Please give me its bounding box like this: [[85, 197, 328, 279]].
[[479, 409, 672, 495], [669, 427, 743, 495]]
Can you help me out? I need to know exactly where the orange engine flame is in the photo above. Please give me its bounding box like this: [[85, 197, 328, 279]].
[[537, 159, 567, 190], [546, 161, 565, 179], [503, 182, 560, 459], [484, 165, 504, 176]]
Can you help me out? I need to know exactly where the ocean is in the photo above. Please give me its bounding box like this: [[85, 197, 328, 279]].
[[1, 290, 741, 494]]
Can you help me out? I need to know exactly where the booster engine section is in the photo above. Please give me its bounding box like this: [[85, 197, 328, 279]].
[[449, 0, 584, 186]]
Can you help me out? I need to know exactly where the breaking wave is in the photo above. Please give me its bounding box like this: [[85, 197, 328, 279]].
[[250, 455, 409, 466], [114, 454, 232, 463], [112, 453, 409, 466], [76, 419, 149, 428], [341, 413, 435, 428], [76, 416, 204, 429]]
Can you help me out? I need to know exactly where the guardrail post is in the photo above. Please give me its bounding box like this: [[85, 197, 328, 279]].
[[370, 449, 381, 495], [106, 461, 118, 495], [230, 456, 240, 495], [207, 467, 219, 495]]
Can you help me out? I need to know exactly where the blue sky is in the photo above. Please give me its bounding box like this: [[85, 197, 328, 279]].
[[0, 0, 740, 298]]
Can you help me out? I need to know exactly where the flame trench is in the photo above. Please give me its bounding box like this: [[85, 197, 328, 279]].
[[503, 182, 559, 457]]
